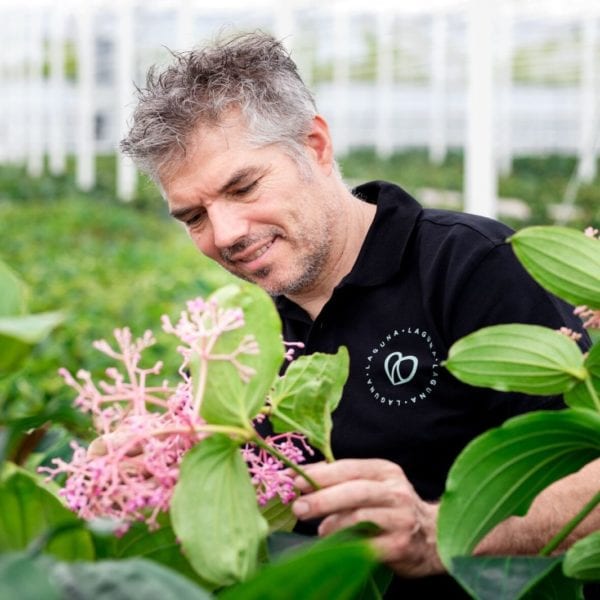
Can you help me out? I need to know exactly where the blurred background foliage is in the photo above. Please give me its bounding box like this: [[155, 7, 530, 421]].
[[0, 150, 598, 457]]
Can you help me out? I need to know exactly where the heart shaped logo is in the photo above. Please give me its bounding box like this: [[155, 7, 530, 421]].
[[384, 352, 419, 386]]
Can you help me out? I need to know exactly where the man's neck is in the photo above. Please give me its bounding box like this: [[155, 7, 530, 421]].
[[286, 191, 376, 321]]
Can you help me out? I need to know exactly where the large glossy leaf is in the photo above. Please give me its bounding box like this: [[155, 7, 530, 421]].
[[260, 496, 296, 534], [0, 466, 94, 561], [0, 312, 64, 343], [220, 524, 380, 600], [270, 347, 349, 462], [0, 552, 62, 600], [450, 555, 582, 600], [0, 312, 65, 373], [49, 557, 213, 600], [438, 409, 600, 567], [565, 343, 600, 411], [564, 531, 600, 581], [98, 516, 209, 587], [197, 284, 284, 428], [170, 434, 268, 587], [509, 226, 600, 309], [444, 324, 587, 395], [0, 259, 27, 317], [355, 563, 394, 600]]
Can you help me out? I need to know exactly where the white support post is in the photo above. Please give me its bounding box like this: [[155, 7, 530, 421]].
[[116, 0, 137, 202], [464, 0, 497, 218], [429, 10, 447, 165], [7, 10, 27, 166], [577, 16, 598, 183], [332, 2, 350, 156], [283, 2, 313, 90], [274, 0, 295, 49], [0, 13, 7, 163], [76, 2, 95, 191], [176, 0, 194, 51], [375, 9, 394, 159], [26, 6, 44, 178], [49, 5, 67, 176], [497, 3, 514, 177]]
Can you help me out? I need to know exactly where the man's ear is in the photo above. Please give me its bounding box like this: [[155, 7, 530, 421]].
[[305, 115, 335, 174]]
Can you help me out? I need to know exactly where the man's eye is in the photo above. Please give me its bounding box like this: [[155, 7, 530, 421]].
[[234, 181, 258, 196], [186, 211, 207, 227]]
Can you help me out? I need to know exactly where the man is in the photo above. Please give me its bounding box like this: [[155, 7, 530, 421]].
[[121, 32, 598, 597]]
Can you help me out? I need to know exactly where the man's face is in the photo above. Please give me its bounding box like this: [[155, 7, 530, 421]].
[[162, 115, 338, 298]]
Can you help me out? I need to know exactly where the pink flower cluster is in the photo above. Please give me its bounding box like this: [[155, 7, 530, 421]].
[[40, 298, 310, 533], [243, 433, 314, 506]]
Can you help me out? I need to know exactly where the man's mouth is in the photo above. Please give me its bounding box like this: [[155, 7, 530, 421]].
[[237, 239, 274, 263], [223, 235, 278, 266]]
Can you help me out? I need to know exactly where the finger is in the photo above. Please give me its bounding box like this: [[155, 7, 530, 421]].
[[372, 532, 443, 578], [295, 475, 419, 523], [294, 459, 405, 492], [317, 509, 440, 578], [317, 506, 418, 538]]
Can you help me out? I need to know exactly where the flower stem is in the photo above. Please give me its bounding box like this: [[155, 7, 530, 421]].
[[539, 489, 600, 556], [251, 435, 321, 491], [584, 377, 600, 413], [201, 423, 254, 440]]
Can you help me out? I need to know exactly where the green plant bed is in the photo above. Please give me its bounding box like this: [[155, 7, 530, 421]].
[[0, 193, 233, 426]]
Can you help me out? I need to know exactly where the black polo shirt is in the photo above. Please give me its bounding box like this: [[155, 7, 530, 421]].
[[275, 181, 588, 598]]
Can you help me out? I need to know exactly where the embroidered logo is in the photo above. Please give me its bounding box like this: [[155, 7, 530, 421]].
[[364, 327, 440, 408], [383, 352, 418, 385]]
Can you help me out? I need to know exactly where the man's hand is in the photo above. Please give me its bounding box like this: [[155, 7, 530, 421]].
[[292, 459, 445, 578]]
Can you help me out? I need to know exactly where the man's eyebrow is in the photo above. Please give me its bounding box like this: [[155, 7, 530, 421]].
[[217, 167, 261, 195], [169, 205, 197, 221], [169, 167, 263, 221]]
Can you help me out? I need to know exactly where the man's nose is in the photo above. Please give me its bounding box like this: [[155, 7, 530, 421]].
[[208, 203, 250, 249]]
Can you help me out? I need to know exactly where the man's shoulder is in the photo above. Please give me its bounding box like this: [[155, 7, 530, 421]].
[[416, 207, 514, 247]]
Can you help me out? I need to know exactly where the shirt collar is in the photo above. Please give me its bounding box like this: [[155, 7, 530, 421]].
[[341, 180, 422, 287], [275, 180, 422, 318]]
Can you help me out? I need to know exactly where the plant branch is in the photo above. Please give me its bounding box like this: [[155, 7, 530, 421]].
[[584, 377, 600, 413], [539, 489, 600, 556], [251, 434, 321, 491]]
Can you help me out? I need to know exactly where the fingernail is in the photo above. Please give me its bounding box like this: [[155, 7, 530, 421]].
[[293, 500, 309, 516]]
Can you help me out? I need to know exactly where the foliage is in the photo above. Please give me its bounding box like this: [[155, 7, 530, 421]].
[[339, 149, 600, 229], [0, 187, 233, 438], [28, 282, 374, 597], [438, 225, 600, 598], [0, 258, 65, 463]]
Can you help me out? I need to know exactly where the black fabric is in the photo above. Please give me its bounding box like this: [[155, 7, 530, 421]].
[[274, 181, 591, 598]]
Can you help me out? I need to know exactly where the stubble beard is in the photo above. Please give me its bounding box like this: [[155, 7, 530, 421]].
[[220, 225, 334, 298]]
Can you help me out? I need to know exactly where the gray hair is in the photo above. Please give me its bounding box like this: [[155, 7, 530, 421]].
[[120, 31, 318, 183]]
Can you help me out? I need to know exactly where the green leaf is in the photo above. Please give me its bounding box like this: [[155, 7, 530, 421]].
[[0, 259, 28, 316], [510, 226, 600, 309], [450, 555, 583, 600], [564, 343, 600, 411], [198, 284, 284, 428], [49, 557, 213, 600], [438, 409, 600, 567], [102, 516, 210, 587], [354, 563, 394, 600], [170, 434, 268, 588], [0, 312, 65, 344], [267, 530, 314, 560], [0, 552, 62, 600], [564, 531, 600, 581], [259, 496, 297, 534], [219, 524, 379, 600], [270, 347, 349, 461], [444, 324, 587, 395], [0, 466, 94, 561], [0, 312, 65, 374]]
